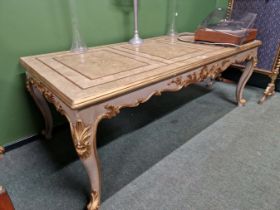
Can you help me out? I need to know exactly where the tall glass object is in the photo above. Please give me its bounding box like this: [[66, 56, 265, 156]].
[[167, 0, 178, 36], [69, 0, 87, 53], [129, 0, 143, 45]]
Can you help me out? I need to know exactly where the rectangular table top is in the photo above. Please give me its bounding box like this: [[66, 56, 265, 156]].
[[20, 36, 261, 109]]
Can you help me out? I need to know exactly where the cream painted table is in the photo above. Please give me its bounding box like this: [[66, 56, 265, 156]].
[[20, 36, 261, 210]]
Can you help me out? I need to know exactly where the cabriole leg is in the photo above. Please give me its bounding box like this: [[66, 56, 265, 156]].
[[26, 78, 53, 139], [236, 58, 255, 106], [70, 120, 101, 210]]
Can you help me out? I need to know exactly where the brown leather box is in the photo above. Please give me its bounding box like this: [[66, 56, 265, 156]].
[[195, 28, 257, 45]]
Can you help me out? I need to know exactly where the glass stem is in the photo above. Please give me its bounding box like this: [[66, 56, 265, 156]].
[[69, 0, 87, 52]]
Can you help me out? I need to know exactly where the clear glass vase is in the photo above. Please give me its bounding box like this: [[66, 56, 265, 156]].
[[129, 0, 143, 45], [69, 0, 87, 53], [167, 0, 178, 37]]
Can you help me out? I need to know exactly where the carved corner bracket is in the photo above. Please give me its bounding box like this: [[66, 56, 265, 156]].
[[168, 68, 208, 88], [104, 96, 149, 120], [104, 105, 120, 119], [71, 121, 92, 160], [26, 77, 65, 115], [87, 191, 100, 210]]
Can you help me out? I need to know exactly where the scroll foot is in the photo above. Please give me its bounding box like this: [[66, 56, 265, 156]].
[[87, 191, 100, 210], [238, 98, 247, 107]]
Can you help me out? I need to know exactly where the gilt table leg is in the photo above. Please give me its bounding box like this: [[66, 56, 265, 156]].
[[236, 58, 255, 106], [70, 120, 101, 210], [26, 78, 53, 139]]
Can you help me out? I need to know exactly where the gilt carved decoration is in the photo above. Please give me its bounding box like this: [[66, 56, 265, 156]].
[[168, 54, 255, 89], [104, 96, 148, 120], [104, 105, 121, 119], [226, 0, 234, 19], [26, 77, 64, 115], [71, 121, 91, 160], [168, 67, 210, 87], [103, 54, 256, 122]]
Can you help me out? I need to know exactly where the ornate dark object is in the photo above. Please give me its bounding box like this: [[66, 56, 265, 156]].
[[226, 0, 280, 103]]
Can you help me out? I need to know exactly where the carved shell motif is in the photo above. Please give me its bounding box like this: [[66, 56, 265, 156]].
[[87, 191, 100, 210], [71, 121, 91, 160]]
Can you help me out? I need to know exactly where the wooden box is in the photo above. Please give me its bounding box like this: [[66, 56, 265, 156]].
[[195, 28, 257, 45]]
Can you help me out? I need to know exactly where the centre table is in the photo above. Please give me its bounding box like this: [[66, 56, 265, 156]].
[[20, 36, 261, 210]]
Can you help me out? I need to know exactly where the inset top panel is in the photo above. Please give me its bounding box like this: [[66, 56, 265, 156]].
[[54, 50, 148, 80]]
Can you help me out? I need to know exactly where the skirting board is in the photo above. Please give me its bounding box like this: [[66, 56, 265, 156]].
[[2, 124, 67, 153], [3, 134, 39, 153]]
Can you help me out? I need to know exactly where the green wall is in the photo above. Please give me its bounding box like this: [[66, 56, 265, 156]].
[[216, 0, 228, 8], [0, 0, 223, 146]]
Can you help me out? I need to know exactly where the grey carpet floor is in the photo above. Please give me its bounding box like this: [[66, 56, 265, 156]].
[[0, 82, 277, 210], [102, 85, 280, 210]]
